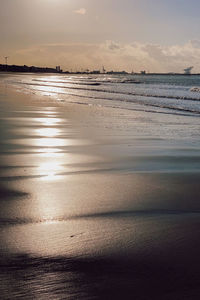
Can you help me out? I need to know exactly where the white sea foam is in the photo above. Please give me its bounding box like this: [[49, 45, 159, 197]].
[[2, 73, 200, 116], [190, 87, 200, 92]]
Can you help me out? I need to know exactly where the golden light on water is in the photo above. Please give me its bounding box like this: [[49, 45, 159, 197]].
[[36, 128, 60, 137], [39, 150, 63, 156], [35, 117, 62, 126], [34, 113, 66, 181], [34, 137, 67, 148], [33, 85, 66, 97], [38, 161, 64, 180], [32, 109, 68, 222]]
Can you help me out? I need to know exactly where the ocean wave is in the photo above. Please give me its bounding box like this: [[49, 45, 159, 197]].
[[32, 79, 101, 86], [10, 80, 200, 102], [31, 87, 200, 115], [17, 83, 200, 116], [6, 77, 200, 116], [118, 78, 142, 84], [95, 78, 142, 84], [190, 87, 200, 92], [0, 209, 199, 227], [32, 78, 142, 85]]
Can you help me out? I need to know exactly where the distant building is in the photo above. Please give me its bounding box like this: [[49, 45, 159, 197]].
[[102, 66, 106, 74], [56, 66, 62, 73], [0, 64, 59, 73], [90, 70, 100, 74], [106, 71, 128, 75]]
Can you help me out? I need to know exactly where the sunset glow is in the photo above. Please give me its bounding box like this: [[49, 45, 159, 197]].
[[1, 0, 200, 72]]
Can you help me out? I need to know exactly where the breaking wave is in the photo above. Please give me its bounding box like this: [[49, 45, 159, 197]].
[[190, 87, 200, 93], [5, 74, 200, 116]]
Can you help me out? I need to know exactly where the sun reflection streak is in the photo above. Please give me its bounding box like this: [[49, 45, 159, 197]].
[[39, 151, 64, 157], [38, 161, 64, 181], [35, 117, 62, 126], [33, 148, 62, 154], [35, 128, 60, 137], [31, 83, 69, 98], [35, 138, 67, 148], [34, 113, 67, 181], [31, 109, 74, 223]]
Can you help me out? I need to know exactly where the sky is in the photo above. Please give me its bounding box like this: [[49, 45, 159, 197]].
[[1, 0, 200, 72]]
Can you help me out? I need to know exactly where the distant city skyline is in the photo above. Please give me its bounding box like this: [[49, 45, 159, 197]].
[[1, 0, 200, 73]]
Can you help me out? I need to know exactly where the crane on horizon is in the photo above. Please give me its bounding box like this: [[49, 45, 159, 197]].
[[184, 66, 193, 75], [4, 56, 9, 65]]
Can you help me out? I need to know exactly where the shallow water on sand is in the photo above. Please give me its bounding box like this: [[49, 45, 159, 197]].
[[0, 74, 200, 299]]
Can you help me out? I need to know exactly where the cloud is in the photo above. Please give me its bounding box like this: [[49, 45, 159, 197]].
[[74, 8, 86, 15], [105, 40, 122, 51], [12, 39, 200, 73]]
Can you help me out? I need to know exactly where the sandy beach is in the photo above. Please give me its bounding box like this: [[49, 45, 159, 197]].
[[0, 73, 200, 299]]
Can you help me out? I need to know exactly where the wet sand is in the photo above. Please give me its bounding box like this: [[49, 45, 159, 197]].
[[0, 77, 200, 299]]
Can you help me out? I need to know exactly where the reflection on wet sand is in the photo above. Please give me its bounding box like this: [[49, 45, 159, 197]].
[[35, 127, 60, 137], [33, 116, 65, 181]]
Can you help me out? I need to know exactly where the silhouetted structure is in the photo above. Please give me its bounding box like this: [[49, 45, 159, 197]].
[[1, 63, 199, 75], [90, 70, 100, 74], [56, 66, 62, 72], [184, 66, 193, 75], [0, 64, 63, 73], [107, 70, 128, 75], [4, 57, 9, 65]]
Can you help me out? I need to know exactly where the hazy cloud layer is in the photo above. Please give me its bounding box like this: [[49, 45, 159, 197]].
[[12, 40, 200, 73]]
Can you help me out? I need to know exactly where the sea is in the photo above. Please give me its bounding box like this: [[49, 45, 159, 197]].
[[3, 73, 200, 115]]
